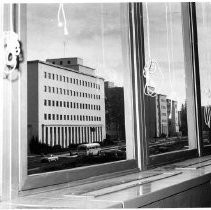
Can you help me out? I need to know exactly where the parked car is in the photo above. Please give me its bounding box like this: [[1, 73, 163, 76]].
[[41, 154, 59, 163]]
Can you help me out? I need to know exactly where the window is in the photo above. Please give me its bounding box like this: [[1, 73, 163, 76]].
[[196, 3, 211, 151], [44, 114, 47, 120], [22, 2, 193, 191], [48, 114, 51, 120], [68, 60, 71, 64], [44, 99, 47, 106], [143, 3, 198, 162], [44, 72, 47, 78]]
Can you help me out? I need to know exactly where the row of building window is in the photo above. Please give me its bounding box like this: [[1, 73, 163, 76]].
[[44, 99, 101, 110], [44, 72, 101, 89], [44, 86, 101, 100], [44, 113, 102, 122]]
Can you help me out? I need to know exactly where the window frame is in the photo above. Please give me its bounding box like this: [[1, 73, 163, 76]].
[[1, 2, 205, 199], [6, 3, 139, 193]]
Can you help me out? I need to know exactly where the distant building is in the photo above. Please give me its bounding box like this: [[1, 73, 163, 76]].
[[27, 58, 106, 149], [167, 99, 179, 136], [104, 81, 115, 89], [145, 95, 157, 139], [156, 94, 168, 137], [104, 82, 125, 140]]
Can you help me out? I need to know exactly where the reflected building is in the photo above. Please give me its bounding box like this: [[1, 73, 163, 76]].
[[156, 94, 168, 137], [167, 99, 179, 136], [27, 57, 106, 148], [145, 95, 157, 139], [104, 81, 125, 141]]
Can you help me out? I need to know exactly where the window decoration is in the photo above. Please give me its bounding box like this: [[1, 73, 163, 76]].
[[4, 4, 21, 76], [57, 3, 68, 35], [143, 3, 164, 97]]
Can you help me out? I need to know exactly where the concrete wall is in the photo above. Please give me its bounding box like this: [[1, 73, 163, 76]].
[[143, 181, 211, 208]]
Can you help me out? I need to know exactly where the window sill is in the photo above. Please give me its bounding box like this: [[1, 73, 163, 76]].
[[1, 155, 211, 208]]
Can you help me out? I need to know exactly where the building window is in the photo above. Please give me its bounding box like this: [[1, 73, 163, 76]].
[[60, 61, 63, 65], [48, 100, 51, 106], [68, 60, 71, 64], [48, 114, 51, 120], [48, 73, 51, 79], [44, 99, 47, 106], [44, 72, 47, 78], [44, 114, 47, 120], [44, 86, 47, 92]]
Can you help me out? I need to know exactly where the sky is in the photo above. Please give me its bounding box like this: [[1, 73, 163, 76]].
[[27, 3, 125, 86], [27, 3, 211, 108]]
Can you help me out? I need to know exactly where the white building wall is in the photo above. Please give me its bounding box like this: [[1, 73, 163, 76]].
[[28, 60, 105, 148]]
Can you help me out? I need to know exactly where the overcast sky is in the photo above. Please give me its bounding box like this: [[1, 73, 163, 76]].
[[27, 3, 211, 107]]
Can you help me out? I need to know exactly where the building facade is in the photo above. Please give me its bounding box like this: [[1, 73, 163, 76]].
[[104, 82, 125, 140], [167, 99, 179, 136], [156, 94, 168, 137], [27, 58, 106, 148]]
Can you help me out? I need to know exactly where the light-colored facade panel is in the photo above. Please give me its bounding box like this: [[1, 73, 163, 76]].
[[28, 58, 106, 149]]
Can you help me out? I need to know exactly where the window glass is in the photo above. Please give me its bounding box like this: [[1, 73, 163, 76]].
[[143, 3, 195, 156], [27, 3, 134, 175], [196, 3, 211, 147]]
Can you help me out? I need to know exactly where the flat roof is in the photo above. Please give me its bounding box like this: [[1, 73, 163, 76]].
[[28, 60, 104, 81]]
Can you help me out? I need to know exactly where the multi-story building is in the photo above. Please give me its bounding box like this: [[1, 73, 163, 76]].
[[167, 99, 179, 136], [104, 82, 125, 140], [27, 57, 106, 148], [156, 94, 168, 137], [145, 95, 157, 139]]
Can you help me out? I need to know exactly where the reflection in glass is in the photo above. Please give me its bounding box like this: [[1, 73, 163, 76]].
[[196, 3, 211, 147], [27, 3, 131, 174], [143, 3, 190, 155]]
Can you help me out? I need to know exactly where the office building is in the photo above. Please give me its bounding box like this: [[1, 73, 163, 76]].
[[27, 58, 106, 148]]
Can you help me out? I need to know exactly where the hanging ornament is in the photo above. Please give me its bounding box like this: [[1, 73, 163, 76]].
[[58, 3, 68, 35], [4, 4, 21, 76], [143, 3, 160, 97]]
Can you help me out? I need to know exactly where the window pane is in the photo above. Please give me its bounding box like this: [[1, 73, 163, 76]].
[[27, 3, 134, 175], [196, 3, 211, 147], [143, 3, 196, 156]]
